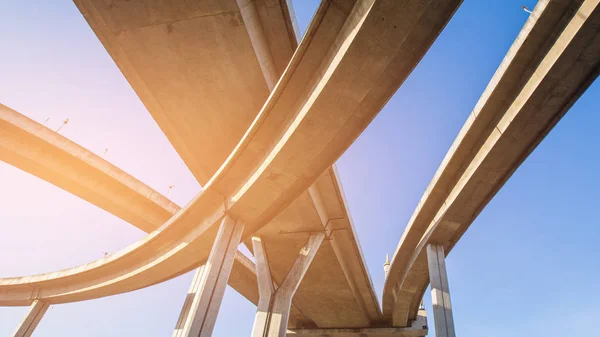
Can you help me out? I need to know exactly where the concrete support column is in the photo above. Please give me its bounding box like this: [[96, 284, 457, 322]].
[[172, 215, 244, 337], [251, 233, 325, 337], [12, 300, 49, 337], [426, 244, 455, 337], [236, 0, 279, 90]]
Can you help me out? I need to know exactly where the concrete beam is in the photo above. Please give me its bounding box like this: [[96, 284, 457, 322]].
[[307, 173, 381, 324], [383, 0, 600, 326], [233, 5, 382, 324], [426, 244, 455, 337], [73, 0, 298, 185], [250, 236, 275, 337], [251, 234, 324, 337], [0, 93, 375, 329], [0, 104, 259, 306], [236, 0, 279, 90], [287, 324, 428, 337], [0, 0, 461, 309], [172, 215, 244, 337], [12, 300, 49, 337]]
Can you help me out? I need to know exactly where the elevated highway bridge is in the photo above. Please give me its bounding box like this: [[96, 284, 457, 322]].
[[1, 0, 599, 337]]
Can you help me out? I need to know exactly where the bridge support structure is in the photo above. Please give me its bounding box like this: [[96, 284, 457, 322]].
[[426, 244, 455, 337], [171, 215, 244, 337], [12, 300, 49, 337], [250, 233, 324, 337]]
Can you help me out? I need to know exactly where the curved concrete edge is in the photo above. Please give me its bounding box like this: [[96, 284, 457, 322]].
[[0, 0, 463, 319], [0, 2, 377, 326], [0, 0, 370, 304], [316, 166, 383, 321], [0, 103, 178, 232], [383, 0, 600, 326], [0, 106, 377, 325], [0, 104, 260, 306], [73, 0, 299, 186], [67, 0, 381, 325]]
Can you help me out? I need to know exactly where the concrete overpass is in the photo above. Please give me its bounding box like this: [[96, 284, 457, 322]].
[[3, 0, 598, 336], [73, 0, 301, 185], [382, 0, 600, 334], [0, 104, 381, 328], [1, 0, 461, 336], [0, 103, 258, 306]]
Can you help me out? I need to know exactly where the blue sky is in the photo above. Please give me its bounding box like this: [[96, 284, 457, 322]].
[[1, 1, 599, 336]]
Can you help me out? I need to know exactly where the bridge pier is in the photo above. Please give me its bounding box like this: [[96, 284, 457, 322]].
[[426, 244, 455, 337], [250, 234, 324, 337], [171, 215, 244, 337], [12, 300, 49, 337]]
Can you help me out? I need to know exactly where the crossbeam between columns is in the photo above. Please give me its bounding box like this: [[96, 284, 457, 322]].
[[251, 233, 325, 337]]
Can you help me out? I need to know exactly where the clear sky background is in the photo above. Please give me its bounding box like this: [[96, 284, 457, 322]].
[[1, 1, 599, 336]]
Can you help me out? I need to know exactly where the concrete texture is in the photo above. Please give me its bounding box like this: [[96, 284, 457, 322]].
[[0, 103, 378, 327], [287, 325, 427, 337], [426, 245, 454, 337], [250, 237, 275, 337], [0, 0, 460, 332], [256, 167, 381, 328], [0, 103, 258, 305], [11, 300, 49, 337], [172, 216, 244, 337], [73, 0, 299, 185], [288, 311, 428, 337], [2, 0, 597, 334], [382, 0, 600, 327], [251, 234, 325, 337]]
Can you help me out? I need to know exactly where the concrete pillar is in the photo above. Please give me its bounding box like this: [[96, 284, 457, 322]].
[[12, 300, 49, 337], [249, 236, 275, 337], [250, 233, 325, 337], [426, 244, 455, 337], [172, 266, 205, 337], [236, 0, 279, 90], [172, 215, 244, 337]]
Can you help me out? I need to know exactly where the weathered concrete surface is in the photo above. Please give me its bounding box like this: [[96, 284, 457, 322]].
[[383, 0, 600, 327], [73, 0, 298, 185], [0, 0, 460, 331]]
